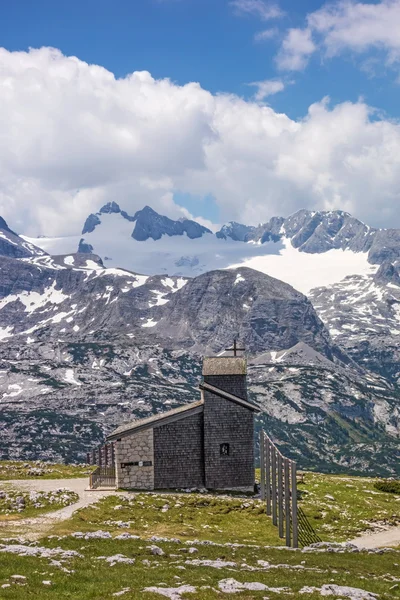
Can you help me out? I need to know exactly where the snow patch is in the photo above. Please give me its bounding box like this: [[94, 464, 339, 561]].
[[64, 369, 82, 386], [142, 319, 158, 328], [0, 326, 14, 341]]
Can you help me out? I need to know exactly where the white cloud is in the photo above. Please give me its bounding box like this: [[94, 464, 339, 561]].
[[248, 79, 285, 100], [276, 28, 316, 71], [277, 0, 400, 72], [2, 47, 400, 235], [254, 27, 279, 42], [309, 0, 400, 60], [230, 0, 284, 21]]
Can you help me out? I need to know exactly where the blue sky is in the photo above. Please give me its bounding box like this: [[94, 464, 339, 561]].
[[1, 0, 400, 233], [2, 0, 398, 119]]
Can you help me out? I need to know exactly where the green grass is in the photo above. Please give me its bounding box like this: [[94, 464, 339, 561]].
[[0, 488, 79, 520], [52, 493, 284, 546], [0, 461, 93, 480], [298, 472, 400, 541], [0, 469, 399, 598], [375, 479, 400, 494], [0, 531, 399, 599]]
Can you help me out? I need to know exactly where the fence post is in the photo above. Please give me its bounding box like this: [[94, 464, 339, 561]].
[[266, 437, 271, 516], [291, 461, 298, 548], [111, 442, 115, 466], [105, 444, 109, 467], [284, 458, 291, 547], [260, 430, 266, 501], [271, 445, 277, 526], [277, 452, 284, 538]]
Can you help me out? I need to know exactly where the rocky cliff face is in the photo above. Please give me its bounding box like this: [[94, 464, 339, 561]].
[[153, 268, 341, 359], [0, 217, 46, 259], [0, 255, 336, 358], [310, 261, 400, 384]]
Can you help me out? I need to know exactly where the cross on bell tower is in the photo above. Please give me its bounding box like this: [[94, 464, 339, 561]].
[[225, 338, 245, 357]]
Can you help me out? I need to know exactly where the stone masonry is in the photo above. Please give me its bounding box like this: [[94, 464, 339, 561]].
[[115, 429, 154, 489]]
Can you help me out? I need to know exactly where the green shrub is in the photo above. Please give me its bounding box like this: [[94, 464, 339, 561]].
[[374, 479, 400, 494]]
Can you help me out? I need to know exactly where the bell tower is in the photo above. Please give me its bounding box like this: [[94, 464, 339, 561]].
[[200, 342, 257, 492]]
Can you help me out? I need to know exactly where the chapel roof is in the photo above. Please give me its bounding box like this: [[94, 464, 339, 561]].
[[107, 379, 260, 442], [107, 399, 204, 441], [200, 381, 260, 412]]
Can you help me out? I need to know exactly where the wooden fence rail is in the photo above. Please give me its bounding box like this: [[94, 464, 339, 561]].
[[89, 466, 116, 489], [259, 430, 321, 548], [86, 443, 115, 467]]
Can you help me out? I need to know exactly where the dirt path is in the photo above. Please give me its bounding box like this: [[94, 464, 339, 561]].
[[350, 526, 400, 549], [0, 478, 123, 540]]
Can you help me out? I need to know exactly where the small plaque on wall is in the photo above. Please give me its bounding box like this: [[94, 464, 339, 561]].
[[121, 461, 153, 468]]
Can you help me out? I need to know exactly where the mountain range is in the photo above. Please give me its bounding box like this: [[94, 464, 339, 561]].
[[23, 203, 378, 293], [1, 205, 399, 475]]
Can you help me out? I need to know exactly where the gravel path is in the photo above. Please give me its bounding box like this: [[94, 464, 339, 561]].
[[0, 478, 122, 540], [350, 526, 400, 549]]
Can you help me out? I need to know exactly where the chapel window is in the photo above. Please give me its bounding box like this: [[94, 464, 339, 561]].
[[220, 443, 230, 456]]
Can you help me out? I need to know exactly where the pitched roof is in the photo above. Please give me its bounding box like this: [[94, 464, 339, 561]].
[[107, 400, 204, 441], [199, 382, 260, 412]]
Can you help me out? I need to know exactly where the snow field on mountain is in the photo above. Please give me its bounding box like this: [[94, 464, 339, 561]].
[[232, 239, 377, 294], [21, 234, 82, 256], [25, 227, 376, 294]]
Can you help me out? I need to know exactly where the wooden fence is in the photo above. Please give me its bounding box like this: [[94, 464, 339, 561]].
[[87, 443, 116, 489], [86, 442, 115, 467], [89, 466, 116, 489], [259, 430, 321, 548]]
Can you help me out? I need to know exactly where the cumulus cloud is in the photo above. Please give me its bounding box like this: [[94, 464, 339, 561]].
[[277, 0, 400, 72], [1, 47, 400, 235], [230, 0, 284, 21], [248, 79, 285, 100], [276, 28, 316, 71]]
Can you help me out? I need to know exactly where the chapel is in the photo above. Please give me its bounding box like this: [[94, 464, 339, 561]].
[[105, 353, 259, 491]]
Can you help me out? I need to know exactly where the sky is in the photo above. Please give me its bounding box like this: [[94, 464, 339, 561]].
[[1, 0, 400, 235]]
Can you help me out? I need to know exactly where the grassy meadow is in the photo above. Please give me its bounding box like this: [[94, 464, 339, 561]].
[[0, 462, 399, 599], [0, 461, 92, 481]]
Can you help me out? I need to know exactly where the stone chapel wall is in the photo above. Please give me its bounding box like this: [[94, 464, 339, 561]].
[[115, 429, 154, 490]]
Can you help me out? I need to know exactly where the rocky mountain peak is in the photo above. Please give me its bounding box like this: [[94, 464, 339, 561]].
[[153, 266, 342, 359], [99, 201, 121, 214], [82, 214, 101, 235], [0, 216, 15, 235], [80, 203, 212, 245], [216, 222, 256, 242], [217, 209, 375, 255], [131, 206, 212, 241]]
